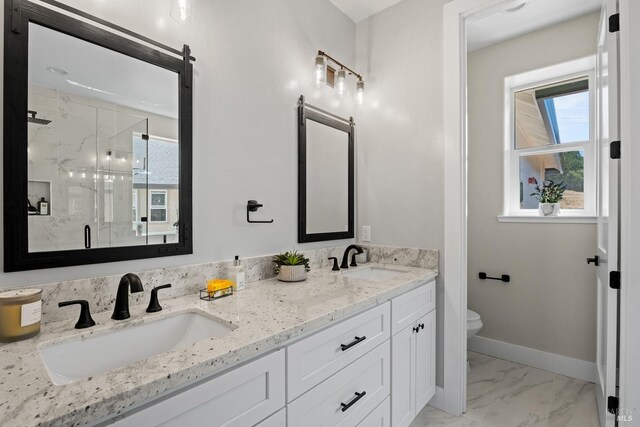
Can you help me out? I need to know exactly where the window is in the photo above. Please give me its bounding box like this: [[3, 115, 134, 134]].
[[503, 58, 596, 220], [150, 190, 167, 222]]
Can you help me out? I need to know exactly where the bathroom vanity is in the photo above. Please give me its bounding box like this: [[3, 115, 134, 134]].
[[0, 263, 437, 427], [108, 280, 435, 427]]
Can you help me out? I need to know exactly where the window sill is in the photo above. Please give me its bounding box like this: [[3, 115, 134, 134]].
[[497, 215, 597, 224]]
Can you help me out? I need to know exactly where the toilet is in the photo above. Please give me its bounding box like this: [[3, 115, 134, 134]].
[[467, 309, 483, 339], [467, 309, 483, 373]]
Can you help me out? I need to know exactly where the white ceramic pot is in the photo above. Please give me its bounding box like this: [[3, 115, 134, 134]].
[[277, 265, 308, 282], [538, 203, 560, 216]]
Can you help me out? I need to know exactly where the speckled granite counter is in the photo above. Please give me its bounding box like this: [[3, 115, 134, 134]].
[[0, 263, 437, 427]]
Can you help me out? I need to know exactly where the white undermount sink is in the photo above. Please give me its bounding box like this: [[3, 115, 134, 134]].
[[39, 311, 234, 386], [342, 266, 409, 282]]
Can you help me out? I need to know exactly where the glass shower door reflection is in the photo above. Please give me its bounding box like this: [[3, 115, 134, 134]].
[[99, 118, 149, 248]]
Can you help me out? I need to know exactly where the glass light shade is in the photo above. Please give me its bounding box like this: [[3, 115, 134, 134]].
[[314, 55, 327, 87], [336, 69, 347, 96], [355, 80, 364, 105]]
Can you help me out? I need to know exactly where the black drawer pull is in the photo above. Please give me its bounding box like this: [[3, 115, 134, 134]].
[[340, 391, 366, 412], [413, 326, 420, 333], [340, 336, 366, 351], [419, 323, 425, 330]]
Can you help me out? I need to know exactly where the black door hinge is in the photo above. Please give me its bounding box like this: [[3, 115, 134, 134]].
[[609, 13, 620, 33], [610, 271, 621, 290], [607, 395, 619, 414], [610, 140, 621, 159]]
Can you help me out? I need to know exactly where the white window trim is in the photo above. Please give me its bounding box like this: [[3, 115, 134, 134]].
[[149, 190, 168, 223], [502, 56, 597, 221]]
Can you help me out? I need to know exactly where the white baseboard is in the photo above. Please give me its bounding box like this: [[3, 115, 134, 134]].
[[428, 386, 445, 411], [468, 335, 597, 383]]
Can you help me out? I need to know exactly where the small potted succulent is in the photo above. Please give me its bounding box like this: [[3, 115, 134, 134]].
[[531, 179, 566, 216], [273, 250, 310, 282]]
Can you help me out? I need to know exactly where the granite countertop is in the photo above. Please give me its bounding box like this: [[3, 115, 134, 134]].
[[0, 263, 437, 427]]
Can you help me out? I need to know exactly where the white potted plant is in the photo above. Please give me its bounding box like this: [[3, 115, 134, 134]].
[[531, 180, 566, 216], [273, 250, 310, 282]]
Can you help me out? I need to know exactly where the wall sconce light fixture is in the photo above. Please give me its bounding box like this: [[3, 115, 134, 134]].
[[315, 50, 365, 104]]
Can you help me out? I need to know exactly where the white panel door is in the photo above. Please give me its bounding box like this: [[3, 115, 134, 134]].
[[595, 1, 620, 425]]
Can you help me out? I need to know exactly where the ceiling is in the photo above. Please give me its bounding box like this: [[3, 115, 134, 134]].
[[28, 22, 179, 119], [467, 0, 602, 52], [329, 0, 403, 23]]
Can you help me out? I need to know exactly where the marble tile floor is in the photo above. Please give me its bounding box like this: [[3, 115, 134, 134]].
[[411, 352, 600, 427]]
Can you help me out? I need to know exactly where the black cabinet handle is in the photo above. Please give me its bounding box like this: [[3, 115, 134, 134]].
[[340, 391, 366, 412], [84, 225, 91, 249], [419, 323, 425, 330], [413, 326, 420, 333], [587, 255, 600, 266], [340, 336, 366, 351]]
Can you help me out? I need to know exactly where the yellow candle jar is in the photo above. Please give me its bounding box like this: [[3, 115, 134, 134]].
[[0, 289, 42, 343]]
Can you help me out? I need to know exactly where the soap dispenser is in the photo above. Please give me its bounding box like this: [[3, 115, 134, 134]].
[[229, 255, 246, 291]]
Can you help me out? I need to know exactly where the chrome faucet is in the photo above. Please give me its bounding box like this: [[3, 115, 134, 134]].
[[112, 273, 144, 320], [340, 245, 364, 269]]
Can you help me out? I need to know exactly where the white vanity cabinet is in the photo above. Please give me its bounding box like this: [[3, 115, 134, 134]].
[[107, 279, 436, 427], [391, 284, 437, 427]]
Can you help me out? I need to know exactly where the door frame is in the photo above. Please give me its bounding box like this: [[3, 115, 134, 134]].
[[618, 0, 639, 417], [442, 0, 509, 415], [442, 0, 638, 417]]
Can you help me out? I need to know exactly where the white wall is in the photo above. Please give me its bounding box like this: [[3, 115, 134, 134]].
[[355, 0, 447, 385], [0, 0, 356, 287], [467, 13, 599, 362]]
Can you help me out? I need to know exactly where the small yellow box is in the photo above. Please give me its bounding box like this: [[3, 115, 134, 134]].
[[203, 279, 235, 300]]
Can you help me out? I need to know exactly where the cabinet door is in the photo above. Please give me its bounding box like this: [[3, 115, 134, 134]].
[[391, 325, 415, 427], [415, 310, 436, 412], [110, 350, 285, 427]]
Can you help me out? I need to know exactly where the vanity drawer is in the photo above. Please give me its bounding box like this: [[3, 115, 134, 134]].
[[391, 281, 435, 335], [110, 350, 285, 427], [287, 302, 391, 401], [357, 397, 391, 427], [287, 340, 390, 427]]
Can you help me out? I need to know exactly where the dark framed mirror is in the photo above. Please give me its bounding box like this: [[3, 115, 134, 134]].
[[298, 95, 354, 243], [3, 1, 193, 271]]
